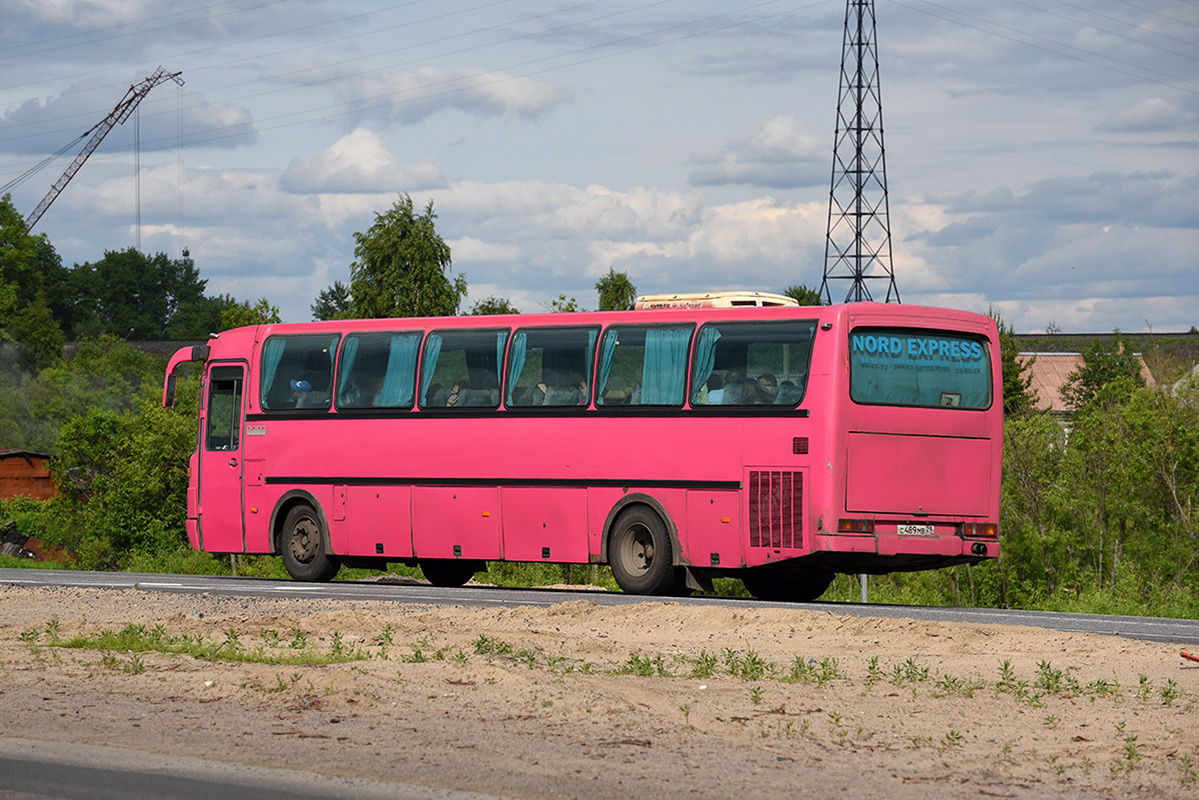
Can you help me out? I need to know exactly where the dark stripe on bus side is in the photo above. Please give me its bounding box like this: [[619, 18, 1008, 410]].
[[264, 476, 742, 491], [246, 407, 809, 421]]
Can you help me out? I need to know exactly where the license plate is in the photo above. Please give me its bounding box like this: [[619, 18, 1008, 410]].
[[897, 524, 936, 538]]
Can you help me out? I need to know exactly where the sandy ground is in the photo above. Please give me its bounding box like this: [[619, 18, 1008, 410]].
[[0, 583, 1196, 799]]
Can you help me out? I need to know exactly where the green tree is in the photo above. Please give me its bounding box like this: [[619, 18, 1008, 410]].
[[0, 335, 162, 451], [166, 293, 239, 339], [0, 194, 46, 309], [221, 297, 281, 329], [989, 308, 1037, 417], [548, 294, 581, 313], [1001, 412, 1069, 603], [782, 283, 825, 306], [8, 293, 64, 370], [470, 296, 520, 315], [312, 281, 352, 321], [67, 249, 208, 340], [594, 268, 636, 311], [349, 194, 464, 318], [1060, 331, 1146, 411], [51, 393, 196, 569]]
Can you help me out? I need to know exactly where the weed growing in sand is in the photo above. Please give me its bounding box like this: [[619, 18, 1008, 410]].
[[618, 652, 671, 677], [45, 622, 370, 667], [940, 730, 964, 750], [1035, 660, 1079, 695], [934, 672, 981, 698], [750, 685, 763, 705], [891, 657, 930, 686], [287, 627, 308, 649], [864, 656, 885, 687], [689, 650, 718, 678], [98, 650, 144, 674], [1111, 734, 1142, 776], [473, 634, 513, 656], [1177, 754, 1196, 786]]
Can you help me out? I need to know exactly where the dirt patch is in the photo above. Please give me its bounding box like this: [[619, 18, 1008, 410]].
[[0, 585, 1195, 798]]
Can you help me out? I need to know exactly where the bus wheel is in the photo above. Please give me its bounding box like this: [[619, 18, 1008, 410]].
[[280, 503, 341, 582], [420, 559, 482, 587], [609, 507, 678, 596], [742, 566, 833, 602]]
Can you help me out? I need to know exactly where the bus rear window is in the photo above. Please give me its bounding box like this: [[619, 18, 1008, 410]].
[[849, 329, 991, 409]]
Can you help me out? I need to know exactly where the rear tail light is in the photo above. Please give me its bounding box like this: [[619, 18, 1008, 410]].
[[836, 518, 875, 534], [962, 522, 998, 538]]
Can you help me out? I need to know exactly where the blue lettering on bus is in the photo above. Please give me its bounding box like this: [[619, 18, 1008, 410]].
[[856, 333, 983, 364]]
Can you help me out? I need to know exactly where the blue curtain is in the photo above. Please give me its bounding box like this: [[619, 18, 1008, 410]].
[[597, 330, 619, 404], [642, 326, 689, 405], [380, 333, 420, 406], [419, 333, 442, 405], [505, 331, 527, 405], [260, 338, 286, 406], [690, 326, 721, 404], [494, 331, 508, 388], [337, 337, 359, 398]]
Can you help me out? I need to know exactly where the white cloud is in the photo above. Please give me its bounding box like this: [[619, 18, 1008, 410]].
[[1097, 97, 1199, 134], [328, 67, 569, 127], [688, 115, 828, 188], [280, 128, 445, 194]]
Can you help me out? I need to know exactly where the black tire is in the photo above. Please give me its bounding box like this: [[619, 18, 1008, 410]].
[[420, 559, 482, 587], [608, 506, 678, 595], [280, 503, 341, 582], [742, 566, 833, 602]]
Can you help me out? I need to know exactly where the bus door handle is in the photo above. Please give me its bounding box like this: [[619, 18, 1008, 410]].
[[228, 458, 239, 468]]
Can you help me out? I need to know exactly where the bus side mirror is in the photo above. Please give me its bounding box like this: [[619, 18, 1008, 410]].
[[163, 375, 177, 409]]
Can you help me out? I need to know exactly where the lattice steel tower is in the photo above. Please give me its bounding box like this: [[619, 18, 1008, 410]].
[[820, 0, 899, 304]]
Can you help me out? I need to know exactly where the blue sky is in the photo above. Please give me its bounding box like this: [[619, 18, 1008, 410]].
[[1, 0, 1196, 332]]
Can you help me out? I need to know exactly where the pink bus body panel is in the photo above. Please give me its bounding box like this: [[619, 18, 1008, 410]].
[[845, 432, 992, 516], [167, 303, 1003, 577]]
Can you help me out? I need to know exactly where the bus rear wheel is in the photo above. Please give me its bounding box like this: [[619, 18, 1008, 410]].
[[742, 566, 833, 602], [609, 506, 678, 596], [420, 559, 482, 587], [280, 503, 341, 582]]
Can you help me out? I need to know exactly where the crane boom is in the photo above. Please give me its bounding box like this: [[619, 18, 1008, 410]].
[[26, 66, 184, 231]]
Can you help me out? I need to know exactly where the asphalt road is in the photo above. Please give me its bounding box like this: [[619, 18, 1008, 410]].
[[2, 567, 1197, 645]]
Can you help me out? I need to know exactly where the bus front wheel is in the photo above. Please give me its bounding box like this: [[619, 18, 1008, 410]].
[[609, 507, 678, 596], [280, 503, 341, 582]]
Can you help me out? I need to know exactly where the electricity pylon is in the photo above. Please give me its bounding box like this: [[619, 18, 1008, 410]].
[[820, 0, 899, 304]]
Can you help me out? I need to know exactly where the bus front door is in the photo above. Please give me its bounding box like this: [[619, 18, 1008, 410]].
[[198, 364, 246, 553]]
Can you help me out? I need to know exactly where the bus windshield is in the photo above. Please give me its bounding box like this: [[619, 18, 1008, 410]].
[[849, 328, 991, 409]]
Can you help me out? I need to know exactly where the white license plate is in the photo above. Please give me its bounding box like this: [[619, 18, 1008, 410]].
[[897, 524, 936, 538]]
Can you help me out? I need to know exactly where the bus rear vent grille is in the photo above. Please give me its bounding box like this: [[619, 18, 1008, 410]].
[[748, 470, 803, 549]]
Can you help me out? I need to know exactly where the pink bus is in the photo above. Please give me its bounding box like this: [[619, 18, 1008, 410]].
[[163, 301, 1002, 601]]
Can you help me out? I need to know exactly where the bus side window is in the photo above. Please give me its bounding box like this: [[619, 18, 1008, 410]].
[[336, 332, 421, 409], [690, 321, 817, 407], [506, 326, 598, 408], [419, 329, 508, 409], [596, 325, 691, 407], [260, 334, 340, 411]]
